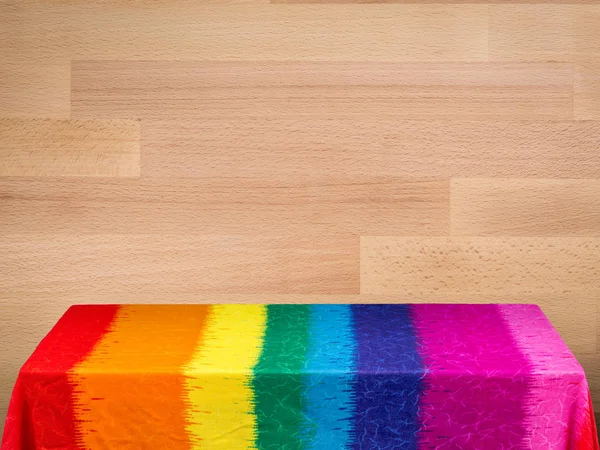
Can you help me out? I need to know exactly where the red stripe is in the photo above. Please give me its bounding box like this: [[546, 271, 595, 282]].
[[576, 390, 600, 450], [1, 305, 119, 450]]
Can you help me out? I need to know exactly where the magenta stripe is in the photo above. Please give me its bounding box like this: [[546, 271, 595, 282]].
[[413, 304, 530, 449], [498, 304, 591, 449]]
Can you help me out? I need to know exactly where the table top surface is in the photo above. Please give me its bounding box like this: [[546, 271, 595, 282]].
[[6, 303, 597, 450], [22, 303, 583, 376]]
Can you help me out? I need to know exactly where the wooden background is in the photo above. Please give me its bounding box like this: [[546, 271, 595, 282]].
[[2, 0, 600, 437]]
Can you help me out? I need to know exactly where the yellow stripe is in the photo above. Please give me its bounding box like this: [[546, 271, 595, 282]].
[[183, 304, 266, 449]]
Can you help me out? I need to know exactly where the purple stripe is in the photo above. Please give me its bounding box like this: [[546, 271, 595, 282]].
[[412, 304, 530, 449], [352, 304, 423, 449]]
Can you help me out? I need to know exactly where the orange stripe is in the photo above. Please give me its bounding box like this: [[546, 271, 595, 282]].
[[71, 305, 210, 449]]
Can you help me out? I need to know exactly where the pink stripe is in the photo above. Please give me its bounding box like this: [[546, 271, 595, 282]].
[[412, 304, 530, 449], [499, 304, 593, 450]]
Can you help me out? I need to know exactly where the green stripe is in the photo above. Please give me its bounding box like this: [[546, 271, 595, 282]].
[[252, 305, 310, 449]]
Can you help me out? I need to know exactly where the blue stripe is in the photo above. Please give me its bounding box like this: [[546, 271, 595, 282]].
[[351, 304, 424, 450], [301, 304, 356, 449]]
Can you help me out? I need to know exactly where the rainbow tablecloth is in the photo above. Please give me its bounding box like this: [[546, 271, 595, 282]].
[[2, 304, 598, 450]]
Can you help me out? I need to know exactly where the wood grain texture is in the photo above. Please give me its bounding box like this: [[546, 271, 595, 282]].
[[0, 62, 70, 118], [0, 4, 488, 62], [575, 7, 600, 119], [489, 5, 600, 119], [71, 61, 572, 119], [361, 236, 600, 299], [575, 5, 600, 119], [144, 120, 600, 178], [0, 119, 140, 177], [0, 178, 449, 235], [32, 0, 268, 3], [489, 5, 574, 61], [0, 234, 359, 293], [451, 179, 600, 236], [575, 6, 600, 57], [576, 61, 600, 120], [8, 0, 600, 4], [489, 5, 600, 61], [276, 0, 600, 3]]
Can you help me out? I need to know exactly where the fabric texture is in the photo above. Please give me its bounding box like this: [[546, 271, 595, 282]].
[[1, 303, 598, 450]]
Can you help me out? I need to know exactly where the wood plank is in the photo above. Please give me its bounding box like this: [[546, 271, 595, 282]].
[[361, 237, 600, 296], [275, 0, 600, 3], [143, 119, 600, 178], [8, 0, 600, 3], [575, 60, 600, 120], [0, 178, 449, 235], [0, 7, 72, 118], [0, 119, 140, 177], [451, 179, 600, 236], [489, 5, 600, 119], [71, 61, 572, 119], [574, 8, 600, 118], [1, 4, 488, 62], [361, 237, 600, 354], [0, 62, 70, 118], [0, 234, 359, 293], [574, 5, 600, 57], [0, 3, 19, 61], [6, 0, 600, 3], [490, 5, 600, 60], [488, 6, 600, 118], [489, 5, 574, 61], [24, 0, 268, 3]]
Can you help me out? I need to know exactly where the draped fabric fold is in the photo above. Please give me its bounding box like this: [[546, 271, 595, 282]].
[[2, 304, 598, 450]]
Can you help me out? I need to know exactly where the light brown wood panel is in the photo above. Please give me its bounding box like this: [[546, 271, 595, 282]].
[[361, 236, 600, 303], [0, 4, 488, 62], [489, 5, 600, 118], [489, 5, 600, 59], [0, 234, 359, 293], [575, 7, 600, 119], [7, 0, 600, 3], [574, 5, 600, 57], [0, 178, 449, 235], [0, 3, 18, 60], [451, 178, 600, 236], [575, 61, 600, 120], [487, 4, 600, 120], [0, 62, 70, 118], [574, 6, 600, 118], [39, 0, 267, 3], [72, 61, 572, 119], [0, 119, 140, 177], [144, 119, 600, 178], [489, 5, 574, 61], [277, 0, 600, 2]]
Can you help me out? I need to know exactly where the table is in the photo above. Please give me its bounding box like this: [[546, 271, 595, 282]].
[[2, 304, 598, 449]]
